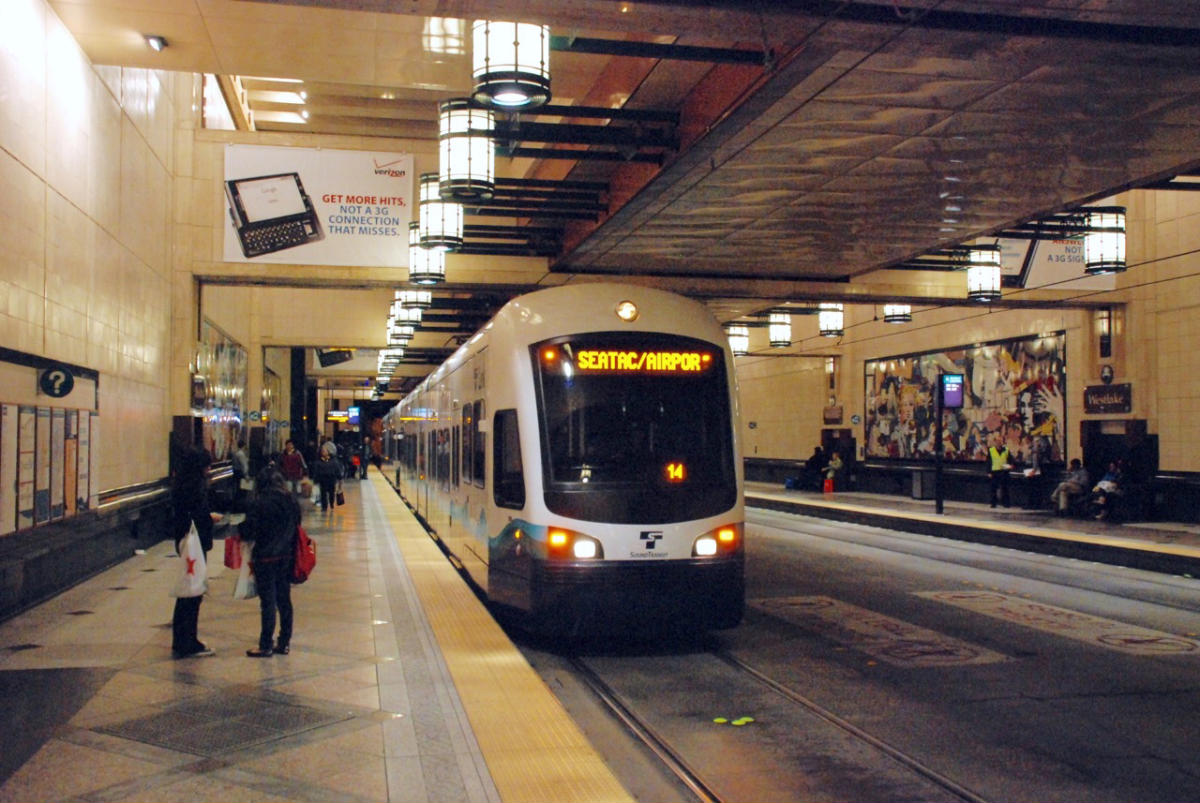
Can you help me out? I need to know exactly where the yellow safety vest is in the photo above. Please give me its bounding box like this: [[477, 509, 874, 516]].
[[989, 446, 1010, 472]]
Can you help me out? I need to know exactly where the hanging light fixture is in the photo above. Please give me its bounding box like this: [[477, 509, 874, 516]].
[[768, 313, 792, 348], [965, 244, 1002, 302], [725, 324, 749, 356], [418, 173, 463, 252], [390, 304, 423, 326], [408, 222, 446, 285], [388, 322, 416, 344], [396, 289, 433, 310], [1082, 206, 1126, 275], [438, 99, 495, 202], [471, 20, 551, 109], [818, 303, 844, 338], [882, 303, 912, 323]]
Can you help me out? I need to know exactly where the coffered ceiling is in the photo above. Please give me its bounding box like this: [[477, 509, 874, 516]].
[[48, 0, 1200, 378]]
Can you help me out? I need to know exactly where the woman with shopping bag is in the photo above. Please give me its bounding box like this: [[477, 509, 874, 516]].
[[239, 467, 302, 657], [170, 447, 221, 658]]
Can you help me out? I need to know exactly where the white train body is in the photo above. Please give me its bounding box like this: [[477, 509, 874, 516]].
[[384, 283, 744, 633]]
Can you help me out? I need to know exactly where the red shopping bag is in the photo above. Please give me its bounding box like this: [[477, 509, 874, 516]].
[[224, 534, 243, 569], [823, 477, 834, 493]]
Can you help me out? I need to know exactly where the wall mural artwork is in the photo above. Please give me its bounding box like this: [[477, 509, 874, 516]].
[[864, 333, 1066, 466]]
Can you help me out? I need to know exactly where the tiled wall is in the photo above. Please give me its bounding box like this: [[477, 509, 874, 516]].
[[0, 0, 186, 490]]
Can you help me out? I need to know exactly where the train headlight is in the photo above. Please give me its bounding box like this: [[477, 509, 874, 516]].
[[692, 523, 742, 557], [547, 528, 604, 560]]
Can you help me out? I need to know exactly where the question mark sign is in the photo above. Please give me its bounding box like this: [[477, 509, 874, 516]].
[[41, 367, 73, 397]]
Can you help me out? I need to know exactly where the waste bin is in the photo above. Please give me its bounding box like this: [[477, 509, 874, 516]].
[[912, 468, 935, 500]]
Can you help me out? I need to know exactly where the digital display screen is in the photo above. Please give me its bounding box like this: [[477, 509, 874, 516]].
[[568, 349, 714, 373], [941, 373, 965, 408], [326, 409, 350, 423], [233, 174, 307, 222]]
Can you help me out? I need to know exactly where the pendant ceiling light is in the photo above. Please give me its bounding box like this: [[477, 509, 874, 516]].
[[1082, 206, 1126, 275], [471, 20, 551, 109], [408, 222, 446, 285], [768, 313, 792, 348], [818, 303, 844, 338], [438, 99, 495, 202], [390, 303, 423, 326], [882, 303, 912, 323], [396, 289, 433, 310], [725, 324, 750, 356], [965, 245, 1002, 302], [418, 173, 463, 252], [388, 322, 415, 345]]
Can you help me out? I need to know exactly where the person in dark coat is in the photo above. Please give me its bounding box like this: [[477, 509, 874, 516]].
[[310, 450, 342, 512], [171, 447, 221, 658], [240, 467, 301, 657]]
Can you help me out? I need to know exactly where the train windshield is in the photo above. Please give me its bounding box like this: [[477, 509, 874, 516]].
[[532, 332, 737, 524]]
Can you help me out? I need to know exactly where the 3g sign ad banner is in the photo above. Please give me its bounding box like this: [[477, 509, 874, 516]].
[[223, 144, 413, 267]]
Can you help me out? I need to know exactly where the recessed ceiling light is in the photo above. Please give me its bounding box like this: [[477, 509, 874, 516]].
[[144, 35, 167, 52]]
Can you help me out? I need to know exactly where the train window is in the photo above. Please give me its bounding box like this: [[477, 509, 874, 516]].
[[462, 405, 473, 485], [452, 422, 460, 487], [437, 428, 449, 490], [492, 409, 524, 509], [473, 400, 486, 487], [532, 332, 736, 524]]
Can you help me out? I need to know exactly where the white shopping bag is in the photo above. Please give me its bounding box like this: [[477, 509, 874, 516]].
[[232, 541, 257, 599], [170, 523, 208, 598]]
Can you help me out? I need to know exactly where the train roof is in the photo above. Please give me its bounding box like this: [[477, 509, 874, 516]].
[[396, 283, 727, 406]]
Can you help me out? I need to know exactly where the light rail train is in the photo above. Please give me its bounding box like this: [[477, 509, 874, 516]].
[[383, 283, 744, 634]]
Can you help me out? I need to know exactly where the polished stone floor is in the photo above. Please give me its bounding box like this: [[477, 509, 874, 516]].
[[0, 476, 500, 803]]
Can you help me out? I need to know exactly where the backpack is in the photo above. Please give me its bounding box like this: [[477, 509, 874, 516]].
[[292, 524, 316, 584]]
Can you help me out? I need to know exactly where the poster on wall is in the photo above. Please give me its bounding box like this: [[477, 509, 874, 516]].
[[17, 407, 35, 529], [77, 411, 90, 512], [35, 407, 50, 525], [999, 237, 1117, 291], [864, 333, 1066, 466], [64, 410, 78, 518], [89, 412, 99, 510], [50, 408, 65, 520], [223, 144, 414, 267], [0, 405, 15, 536]]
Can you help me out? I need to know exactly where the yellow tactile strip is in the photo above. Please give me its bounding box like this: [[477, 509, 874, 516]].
[[370, 475, 634, 803]]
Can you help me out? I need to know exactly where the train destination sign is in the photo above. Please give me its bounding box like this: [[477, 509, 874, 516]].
[[573, 349, 713, 373]]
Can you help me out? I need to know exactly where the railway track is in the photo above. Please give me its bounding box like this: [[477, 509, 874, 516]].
[[565, 649, 990, 803]]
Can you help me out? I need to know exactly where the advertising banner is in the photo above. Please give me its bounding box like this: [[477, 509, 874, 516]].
[[223, 144, 414, 267]]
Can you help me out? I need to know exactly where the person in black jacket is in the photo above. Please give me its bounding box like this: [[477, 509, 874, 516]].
[[171, 447, 221, 658], [310, 450, 342, 512], [240, 467, 301, 657]]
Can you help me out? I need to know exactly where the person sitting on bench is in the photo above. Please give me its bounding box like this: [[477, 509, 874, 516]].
[[1049, 458, 1089, 516]]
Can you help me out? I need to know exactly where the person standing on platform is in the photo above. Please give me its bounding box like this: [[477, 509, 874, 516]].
[[279, 439, 306, 496], [988, 436, 1012, 508], [171, 447, 221, 658], [310, 449, 342, 512], [804, 446, 826, 490], [240, 467, 301, 657]]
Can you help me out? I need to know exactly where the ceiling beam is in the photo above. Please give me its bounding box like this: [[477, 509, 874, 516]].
[[549, 35, 768, 65]]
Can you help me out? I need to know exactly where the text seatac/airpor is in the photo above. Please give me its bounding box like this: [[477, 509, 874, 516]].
[[575, 350, 711, 373]]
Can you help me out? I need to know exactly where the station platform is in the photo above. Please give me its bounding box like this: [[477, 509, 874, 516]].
[[746, 481, 1200, 576], [0, 473, 631, 803], [4, 473, 1199, 803]]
